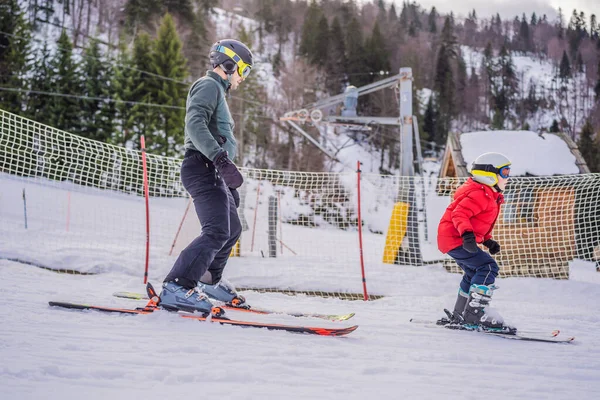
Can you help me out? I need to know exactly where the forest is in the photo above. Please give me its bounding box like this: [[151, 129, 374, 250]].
[[1, 0, 600, 172]]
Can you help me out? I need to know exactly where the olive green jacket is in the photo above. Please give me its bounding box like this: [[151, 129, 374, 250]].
[[183, 71, 237, 161]]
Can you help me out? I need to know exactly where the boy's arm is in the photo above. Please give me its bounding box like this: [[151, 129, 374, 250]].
[[451, 192, 486, 235]]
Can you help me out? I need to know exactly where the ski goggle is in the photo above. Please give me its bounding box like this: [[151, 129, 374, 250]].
[[215, 45, 252, 79], [498, 166, 510, 179], [472, 164, 511, 179]]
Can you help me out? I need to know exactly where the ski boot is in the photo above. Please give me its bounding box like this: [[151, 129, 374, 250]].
[[439, 288, 469, 326], [462, 284, 509, 331], [198, 279, 248, 309], [159, 281, 225, 317]]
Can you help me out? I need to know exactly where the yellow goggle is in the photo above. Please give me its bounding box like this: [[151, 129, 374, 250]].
[[215, 45, 252, 79]]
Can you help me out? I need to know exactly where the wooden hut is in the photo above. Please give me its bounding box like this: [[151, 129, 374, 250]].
[[438, 131, 593, 280]]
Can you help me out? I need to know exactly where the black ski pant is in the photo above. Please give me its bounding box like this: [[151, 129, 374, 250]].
[[447, 246, 499, 293], [164, 150, 242, 289]]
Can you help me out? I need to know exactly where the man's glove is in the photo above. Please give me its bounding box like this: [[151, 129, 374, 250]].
[[461, 231, 479, 253], [483, 239, 501, 255], [230, 187, 240, 208], [213, 150, 243, 189]]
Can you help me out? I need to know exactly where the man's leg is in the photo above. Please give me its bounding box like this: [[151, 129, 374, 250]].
[[200, 188, 242, 285], [164, 157, 231, 289]]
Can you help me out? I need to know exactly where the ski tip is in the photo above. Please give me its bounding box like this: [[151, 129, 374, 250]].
[[113, 291, 147, 300], [329, 313, 355, 321]]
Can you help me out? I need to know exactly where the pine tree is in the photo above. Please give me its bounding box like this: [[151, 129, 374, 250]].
[[422, 95, 436, 141], [549, 119, 560, 132], [325, 16, 347, 94], [591, 14, 598, 40], [559, 50, 571, 80], [365, 22, 390, 79], [578, 120, 598, 172], [110, 41, 138, 147], [80, 39, 113, 142], [530, 12, 537, 26], [312, 14, 330, 67], [149, 13, 189, 156], [0, 0, 31, 113], [124, 0, 161, 35], [48, 30, 82, 134], [519, 14, 530, 52], [299, 0, 321, 60], [345, 16, 368, 87], [130, 32, 156, 149], [490, 44, 518, 129], [26, 41, 53, 122], [428, 7, 437, 33], [432, 17, 457, 143]]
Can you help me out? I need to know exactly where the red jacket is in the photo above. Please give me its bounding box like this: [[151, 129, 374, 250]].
[[437, 178, 504, 253]]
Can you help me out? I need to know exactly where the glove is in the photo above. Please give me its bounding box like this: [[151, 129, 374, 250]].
[[483, 239, 501, 255], [461, 231, 479, 253], [229, 187, 240, 208], [213, 150, 243, 189]]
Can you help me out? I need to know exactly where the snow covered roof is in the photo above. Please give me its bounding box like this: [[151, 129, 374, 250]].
[[441, 130, 589, 178]]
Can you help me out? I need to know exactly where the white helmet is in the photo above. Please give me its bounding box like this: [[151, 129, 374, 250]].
[[470, 152, 511, 187]]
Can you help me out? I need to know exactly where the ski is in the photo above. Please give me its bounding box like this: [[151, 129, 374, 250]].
[[112, 290, 355, 322], [409, 318, 575, 343], [48, 301, 358, 337]]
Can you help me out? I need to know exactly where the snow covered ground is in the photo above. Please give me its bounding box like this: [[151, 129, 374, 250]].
[[2, 258, 600, 399]]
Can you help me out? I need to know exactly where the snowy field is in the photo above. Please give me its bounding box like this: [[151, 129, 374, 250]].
[[2, 179, 600, 399], [2, 258, 600, 399]]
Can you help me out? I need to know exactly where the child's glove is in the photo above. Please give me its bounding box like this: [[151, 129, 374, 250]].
[[483, 239, 501, 255], [461, 231, 479, 253]]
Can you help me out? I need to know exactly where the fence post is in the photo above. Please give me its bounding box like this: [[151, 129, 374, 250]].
[[268, 195, 278, 257]]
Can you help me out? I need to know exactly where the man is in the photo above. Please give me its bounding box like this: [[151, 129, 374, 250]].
[[437, 152, 511, 329], [159, 39, 253, 314]]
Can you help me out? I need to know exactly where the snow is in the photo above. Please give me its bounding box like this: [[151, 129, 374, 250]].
[[2, 175, 600, 399], [460, 130, 581, 176]]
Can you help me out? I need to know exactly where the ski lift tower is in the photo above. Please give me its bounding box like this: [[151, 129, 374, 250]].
[[280, 68, 424, 266]]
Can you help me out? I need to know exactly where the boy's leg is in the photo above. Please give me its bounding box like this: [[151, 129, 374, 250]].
[[448, 247, 499, 289]]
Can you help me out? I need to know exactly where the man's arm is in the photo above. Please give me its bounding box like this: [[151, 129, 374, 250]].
[[185, 80, 223, 161]]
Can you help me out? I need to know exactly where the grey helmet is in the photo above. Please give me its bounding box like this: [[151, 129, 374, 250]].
[[470, 152, 512, 187]]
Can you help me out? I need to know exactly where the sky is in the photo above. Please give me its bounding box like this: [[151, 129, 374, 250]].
[[391, 0, 597, 20]]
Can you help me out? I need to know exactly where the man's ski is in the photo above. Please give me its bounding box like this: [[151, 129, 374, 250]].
[[409, 318, 574, 343], [48, 301, 358, 337], [112, 291, 355, 322]]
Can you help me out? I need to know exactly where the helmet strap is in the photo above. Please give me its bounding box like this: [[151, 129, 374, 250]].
[[493, 183, 503, 193]]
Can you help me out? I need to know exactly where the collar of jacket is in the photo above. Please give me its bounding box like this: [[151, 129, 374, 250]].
[[206, 70, 231, 91], [466, 177, 504, 204]]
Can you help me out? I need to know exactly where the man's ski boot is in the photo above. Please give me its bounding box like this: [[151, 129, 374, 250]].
[[158, 281, 225, 317], [198, 279, 248, 309], [462, 284, 512, 332]]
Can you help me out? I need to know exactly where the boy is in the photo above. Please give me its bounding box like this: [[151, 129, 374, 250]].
[[437, 152, 511, 328]]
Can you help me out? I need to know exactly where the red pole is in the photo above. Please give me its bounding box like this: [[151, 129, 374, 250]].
[[250, 182, 260, 252], [356, 161, 369, 301], [141, 135, 150, 284], [169, 196, 192, 256]]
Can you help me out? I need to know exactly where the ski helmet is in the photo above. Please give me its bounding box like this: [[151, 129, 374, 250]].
[[209, 39, 253, 79], [470, 152, 511, 187]]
